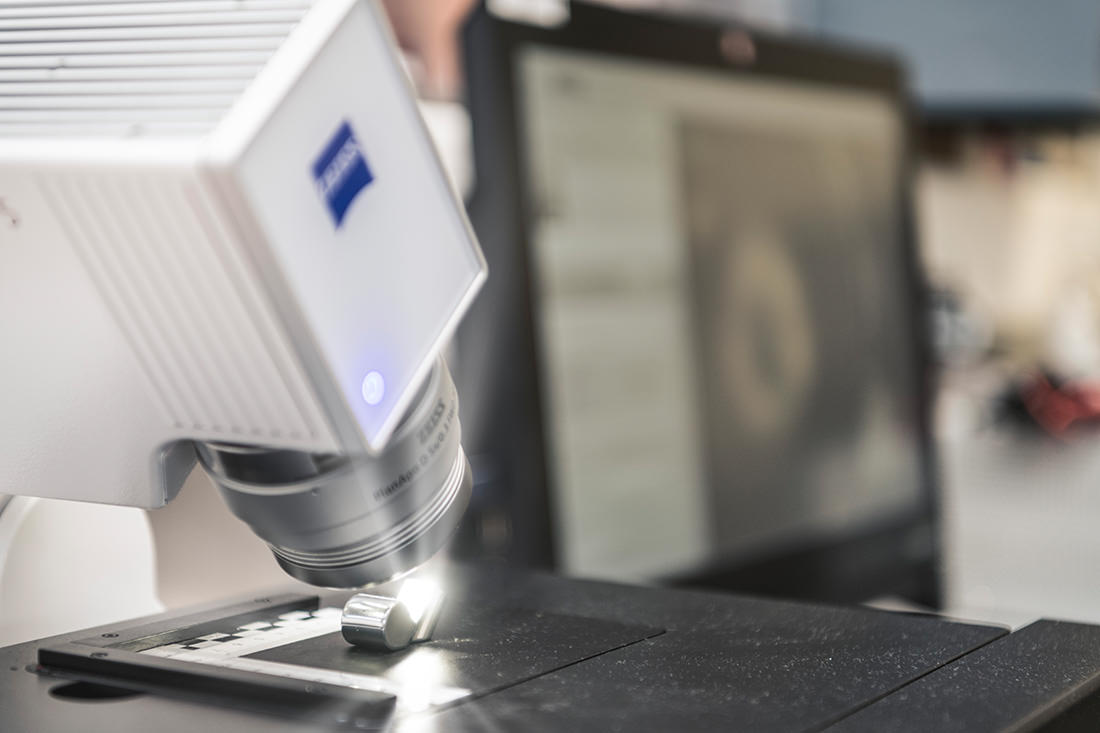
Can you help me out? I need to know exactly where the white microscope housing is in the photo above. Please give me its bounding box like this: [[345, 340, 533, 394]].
[[0, 0, 486, 587]]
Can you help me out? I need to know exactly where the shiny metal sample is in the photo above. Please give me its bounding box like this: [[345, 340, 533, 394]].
[[341, 579, 446, 651], [341, 593, 416, 652]]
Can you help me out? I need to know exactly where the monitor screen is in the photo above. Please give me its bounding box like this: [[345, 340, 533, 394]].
[[514, 45, 925, 581]]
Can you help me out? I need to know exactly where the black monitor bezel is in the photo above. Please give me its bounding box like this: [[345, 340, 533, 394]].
[[457, 1, 941, 606]]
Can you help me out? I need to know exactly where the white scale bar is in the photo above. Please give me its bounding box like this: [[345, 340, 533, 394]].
[[140, 608, 470, 713]]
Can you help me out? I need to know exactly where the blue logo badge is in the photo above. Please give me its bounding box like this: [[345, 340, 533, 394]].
[[312, 120, 374, 227]]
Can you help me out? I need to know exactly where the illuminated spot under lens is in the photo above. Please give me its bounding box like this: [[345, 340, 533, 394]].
[[361, 371, 385, 405], [398, 579, 443, 624]]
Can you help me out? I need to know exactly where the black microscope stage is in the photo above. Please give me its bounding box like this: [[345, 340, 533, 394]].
[[3, 564, 1100, 731]]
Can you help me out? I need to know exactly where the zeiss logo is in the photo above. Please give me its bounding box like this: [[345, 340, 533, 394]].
[[312, 120, 374, 227]]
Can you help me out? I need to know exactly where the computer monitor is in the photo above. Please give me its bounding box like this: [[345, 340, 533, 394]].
[[456, 2, 940, 606]]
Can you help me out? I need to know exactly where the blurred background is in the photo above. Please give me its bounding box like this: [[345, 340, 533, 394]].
[[396, 0, 1100, 629], [12, 0, 1100, 644]]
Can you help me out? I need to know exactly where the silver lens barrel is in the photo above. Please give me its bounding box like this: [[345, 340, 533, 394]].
[[196, 359, 472, 588]]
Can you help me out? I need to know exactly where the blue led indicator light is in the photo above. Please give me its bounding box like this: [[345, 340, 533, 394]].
[[361, 371, 385, 406]]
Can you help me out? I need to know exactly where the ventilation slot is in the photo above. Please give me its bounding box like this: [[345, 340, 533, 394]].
[[38, 171, 325, 444], [0, 0, 312, 138]]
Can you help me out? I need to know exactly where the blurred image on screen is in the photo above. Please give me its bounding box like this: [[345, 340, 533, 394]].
[[518, 47, 924, 581]]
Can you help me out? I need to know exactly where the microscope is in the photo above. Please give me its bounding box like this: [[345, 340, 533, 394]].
[[8, 5, 1100, 729], [0, 0, 486, 590]]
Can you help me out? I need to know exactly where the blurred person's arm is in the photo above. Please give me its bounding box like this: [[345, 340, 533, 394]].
[[382, 0, 478, 99]]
